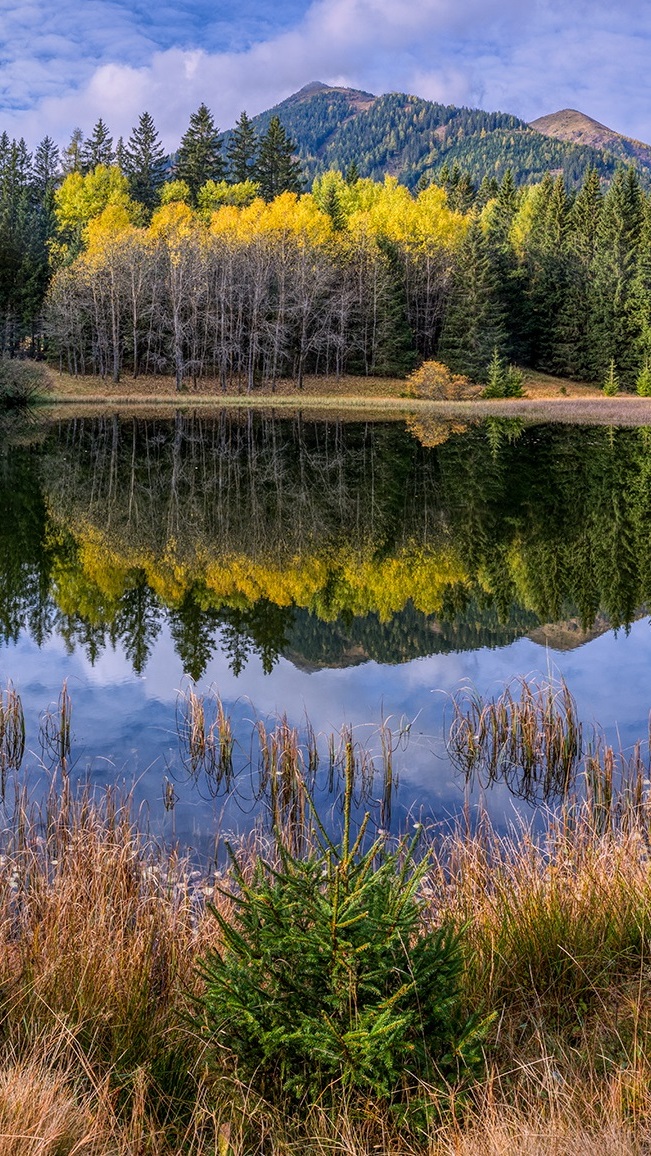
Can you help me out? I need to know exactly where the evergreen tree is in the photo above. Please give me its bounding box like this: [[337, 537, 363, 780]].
[[321, 181, 345, 231], [61, 129, 84, 176], [255, 116, 303, 201], [81, 119, 114, 172], [553, 167, 602, 378], [636, 358, 651, 396], [115, 136, 128, 172], [485, 168, 525, 360], [226, 111, 258, 184], [439, 211, 507, 380], [32, 137, 60, 193], [175, 104, 224, 203], [603, 358, 620, 395], [124, 111, 168, 210], [591, 166, 644, 386], [345, 160, 360, 185]]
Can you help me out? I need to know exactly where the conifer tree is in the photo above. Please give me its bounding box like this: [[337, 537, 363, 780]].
[[81, 119, 114, 172], [636, 358, 651, 396], [124, 111, 168, 210], [439, 211, 507, 380], [255, 116, 303, 201], [485, 168, 524, 360], [603, 358, 620, 395], [226, 111, 257, 184], [553, 167, 602, 378], [345, 161, 359, 185], [591, 167, 644, 386], [61, 129, 84, 176], [32, 137, 60, 193], [175, 104, 224, 202]]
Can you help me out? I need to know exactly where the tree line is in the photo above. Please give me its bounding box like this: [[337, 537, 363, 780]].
[[2, 97, 651, 389]]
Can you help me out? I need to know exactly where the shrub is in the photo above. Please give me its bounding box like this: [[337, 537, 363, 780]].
[[404, 360, 480, 400], [195, 787, 489, 1113], [0, 358, 51, 406]]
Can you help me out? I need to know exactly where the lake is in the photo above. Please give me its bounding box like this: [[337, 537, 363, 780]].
[[1, 409, 650, 856]]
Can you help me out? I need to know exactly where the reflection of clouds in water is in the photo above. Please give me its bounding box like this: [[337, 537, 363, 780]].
[[1, 617, 651, 842]]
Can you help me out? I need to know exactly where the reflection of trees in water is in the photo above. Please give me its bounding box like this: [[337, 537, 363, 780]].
[[2, 415, 651, 678]]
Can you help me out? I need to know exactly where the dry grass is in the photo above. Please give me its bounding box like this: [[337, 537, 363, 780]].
[[3, 742, 651, 1149], [34, 366, 651, 429]]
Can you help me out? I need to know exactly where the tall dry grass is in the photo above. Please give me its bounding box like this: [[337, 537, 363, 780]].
[[1, 678, 651, 1149]]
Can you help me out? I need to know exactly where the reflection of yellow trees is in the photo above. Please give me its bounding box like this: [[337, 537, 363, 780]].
[[49, 519, 471, 624]]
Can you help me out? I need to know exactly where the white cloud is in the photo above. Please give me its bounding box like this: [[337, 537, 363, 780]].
[[0, 0, 650, 147]]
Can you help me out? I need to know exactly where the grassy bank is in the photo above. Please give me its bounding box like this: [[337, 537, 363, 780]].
[[3, 753, 651, 1149], [23, 364, 651, 426]]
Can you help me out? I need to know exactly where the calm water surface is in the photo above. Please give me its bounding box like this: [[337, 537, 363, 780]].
[[2, 411, 650, 853]]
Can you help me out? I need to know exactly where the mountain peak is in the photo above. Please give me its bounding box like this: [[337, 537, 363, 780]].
[[530, 108, 651, 166]]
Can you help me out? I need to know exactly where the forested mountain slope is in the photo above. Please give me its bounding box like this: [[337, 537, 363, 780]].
[[237, 82, 647, 188]]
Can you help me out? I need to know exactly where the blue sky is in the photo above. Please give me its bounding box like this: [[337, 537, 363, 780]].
[[0, 0, 650, 148]]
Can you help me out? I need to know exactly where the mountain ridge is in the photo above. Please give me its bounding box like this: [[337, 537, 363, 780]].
[[233, 82, 651, 190]]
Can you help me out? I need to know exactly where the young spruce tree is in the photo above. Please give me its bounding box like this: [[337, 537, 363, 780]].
[[80, 119, 114, 173], [175, 104, 224, 203], [124, 111, 168, 211], [226, 111, 258, 184], [255, 115, 303, 201]]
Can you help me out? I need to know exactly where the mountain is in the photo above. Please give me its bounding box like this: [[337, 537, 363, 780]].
[[234, 82, 647, 190], [530, 109, 651, 173]]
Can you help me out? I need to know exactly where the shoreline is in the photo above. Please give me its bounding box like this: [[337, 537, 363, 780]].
[[32, 391, 651, 425]]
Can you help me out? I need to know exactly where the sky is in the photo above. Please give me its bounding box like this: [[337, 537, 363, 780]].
[[0, 0, 649, 150]]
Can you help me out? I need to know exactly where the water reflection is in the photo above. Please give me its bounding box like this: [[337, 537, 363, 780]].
[[1, 411, 651, 842]]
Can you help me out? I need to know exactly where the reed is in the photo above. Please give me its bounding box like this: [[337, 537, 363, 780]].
[[0, 681, 25, 797], [448, 675, 583, 802], [176, 685, 234, 789]]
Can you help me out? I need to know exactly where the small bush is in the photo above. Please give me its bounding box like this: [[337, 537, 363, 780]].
[[0, 358, 51, 406], [195, 797, 489, 1112], [404, 360, 480, 400]]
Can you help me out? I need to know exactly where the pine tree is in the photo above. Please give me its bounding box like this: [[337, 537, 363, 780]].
[[226, 111, 258, 184], [322, 181, 345, 231], [439, 211, 507, 380], [124, 111, 168, 210], [175, 104, 224, 203], [81, 119, 114, 172], [345, 161, 360, 185], [255, 116, 303, 201]]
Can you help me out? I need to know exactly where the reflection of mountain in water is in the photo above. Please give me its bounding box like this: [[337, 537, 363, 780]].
[[2, 413, 651, 678], [284, 601, 539, 670]]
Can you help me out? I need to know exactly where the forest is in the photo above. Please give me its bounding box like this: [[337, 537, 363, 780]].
[[1, 100, 651, 390]]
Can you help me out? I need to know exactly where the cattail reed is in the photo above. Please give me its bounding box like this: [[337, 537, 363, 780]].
[[176, 685, 234, 790], [448, 675, 583, 803], [39, 680, 72, 773], [0, 681, 25, 797]]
